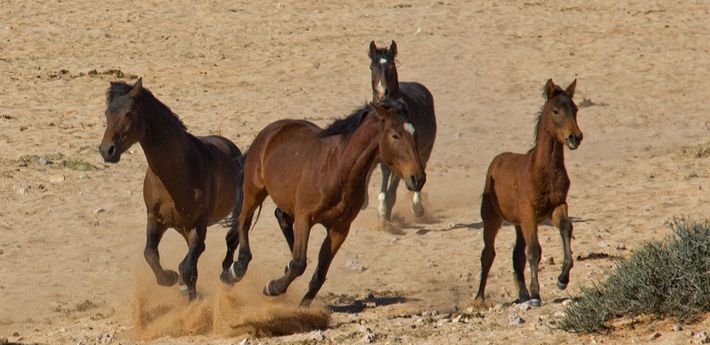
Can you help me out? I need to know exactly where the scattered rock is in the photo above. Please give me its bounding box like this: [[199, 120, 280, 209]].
[[517, 302, 532, 311], [554, 311, 566, 318], [545, 256, 555, 265], [236, 339, 249, 345], [616, 243, 627, 250], [561, 299, 574, 307], [345, 258, 367, 272], [648, 331, 660, 340], [38, 157, 50, 165], [93, 207, 105, 215], [308, 330, 324, 341], [360, 326, 376, 343], [671, 323, 682, 332], [694, 332, 710, 344], [508, 313, 525, 325], [16, 186, 28, 195]]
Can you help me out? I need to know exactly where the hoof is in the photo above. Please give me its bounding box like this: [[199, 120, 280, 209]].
[[221, 262, 246, 285], [527, 298, 541, 308], [219, 270, 234, 285], [263, 280, 280, 296], [557, 279, 569, 290], [299, 297, 313, 307], [157, 270, 179, 286]]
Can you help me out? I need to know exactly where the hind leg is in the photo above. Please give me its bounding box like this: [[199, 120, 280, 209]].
[[301, 223, 350, 306], [143, 215, 179, 287], [178, 222, 207, 300], [513, 225, 530, 303], [264, 215, 312, 296], [220, 219, 240, 284], [275, 208, 295, 252], [551, 204, 574, 290], [474, 194, 502, 304], [521, 217, 542, 306]]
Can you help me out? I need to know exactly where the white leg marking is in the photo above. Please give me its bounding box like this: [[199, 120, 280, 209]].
[[413, 191, 422, 205], [229, 262, 237, 280], [377, 192, 387, 217], [412, 191, 424, 217], [178, 283, 189, 293]]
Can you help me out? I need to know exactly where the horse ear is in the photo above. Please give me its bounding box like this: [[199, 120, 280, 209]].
[[389, 40, 397, 58], [565, 79, 577, 98], [130, 77, 143, 97], [544, 79, 556, 99], [369, 41, 377, 59]]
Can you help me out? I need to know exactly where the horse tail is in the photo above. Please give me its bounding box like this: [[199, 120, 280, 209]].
[[222, 153, 247, 229]]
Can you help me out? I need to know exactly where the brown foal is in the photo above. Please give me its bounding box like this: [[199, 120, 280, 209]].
[[475, 79, 583, 307], [99, 79, 242, 300], [221, 98, 426, 306]]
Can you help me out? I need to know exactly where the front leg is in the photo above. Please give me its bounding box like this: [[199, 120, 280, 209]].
[[301, 224, 350, 306], [264, 215, 311, 297], [521, 217, 542, 307], [143, 215, 179, 286], [178, 223, 207, 301], [551, 204, 574, 290]]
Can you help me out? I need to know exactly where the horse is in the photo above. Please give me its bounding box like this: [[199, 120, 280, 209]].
[[475, 79, 582, 307], [364, 40, 437, 222], [98, 78, 243, 300], [220, 98, 426, 306]]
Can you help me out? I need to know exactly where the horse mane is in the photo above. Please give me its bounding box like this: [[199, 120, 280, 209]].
[[105, 81, 186, 131], [320, 104, 371, 138]]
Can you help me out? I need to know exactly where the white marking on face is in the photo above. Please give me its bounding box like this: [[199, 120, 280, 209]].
[[379, 58, 387, 64], [375, 80, 385, 95], [404, 122, 415, 135]]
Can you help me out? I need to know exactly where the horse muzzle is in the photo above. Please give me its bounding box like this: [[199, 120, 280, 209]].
[[566, 133, 583, 150], [99, 142, 122, 163]]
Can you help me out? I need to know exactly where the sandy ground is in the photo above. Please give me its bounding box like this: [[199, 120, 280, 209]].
[[2, 1, 710, 344]]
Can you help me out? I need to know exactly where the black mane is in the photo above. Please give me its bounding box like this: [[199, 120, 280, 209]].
[[105, 81, 186, 131], [320, 104, 371, 138]]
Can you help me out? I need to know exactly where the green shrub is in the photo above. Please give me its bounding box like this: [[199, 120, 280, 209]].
[[559, 218, 710, 333]]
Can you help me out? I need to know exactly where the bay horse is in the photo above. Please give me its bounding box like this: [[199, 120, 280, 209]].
[[220, 98, 426, 306], [475, 79, 582, 307], [363, 40, 437, 221], [99, 78, 243, 300]]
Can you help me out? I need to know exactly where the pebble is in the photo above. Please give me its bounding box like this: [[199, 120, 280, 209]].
[[616, 243, 627, 250], [93, 207, 105, 214], [671, 323, 682, 332], [648, 331, 660, 340], [694, 332, 710, 344], [517, 302, 532, 311], [345, 258, 367, 272], [561, 299, 574, 307], [545, 256, 555, 265], [508, 313, 525, 325], [308, 330, 324, 341], [38, 157, 49, 165], [360, 326, 376, 343], [237, 339, 249, 345]]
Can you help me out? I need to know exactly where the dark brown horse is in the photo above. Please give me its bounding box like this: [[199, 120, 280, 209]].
[[475, 79, 582, 307], [99, 78, 243, 300], [220, 98, 426, 306], [363, 41, 437, 221]]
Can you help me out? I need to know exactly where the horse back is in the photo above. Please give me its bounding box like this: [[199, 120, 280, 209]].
[[400, 82, 436, 162]]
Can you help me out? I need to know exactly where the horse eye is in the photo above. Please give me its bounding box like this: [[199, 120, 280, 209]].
[[553, 109, 560, 115], [392, 133, 401, 140]]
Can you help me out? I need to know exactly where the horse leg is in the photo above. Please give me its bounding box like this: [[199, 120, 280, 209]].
[[412, 191, 424, 218], [377, 164, 392, 218], [474, 194, 501, 305], [551, 204, 574, 290], [264, 215, 311, 296], [361, 162, 378, 210], [300, 224, 350, 306], [521, 218, 542, 307], [143, 215, 179, 286], [383, 174, 401, 222], [220, 219, 240, 284], [178, 223, 207, 301], [513, 225, 530, 303], [275, 208, 295, 252], [225, 208, 256, 284]]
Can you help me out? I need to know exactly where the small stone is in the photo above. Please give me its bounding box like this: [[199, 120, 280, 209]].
[[237, 339, 249, 345], [308, 330, 324, 341], [517, 302, 532, 311], [545, 256, 555, 265], [508, 313, 525, 325], [616, 243, 627, 250], [360, 326, 376, 343], [48, 174, 65, 183], [554, 311, 566, 318], [465, 306, 474, 314], [694, 332, 710, 344], [38, 157, 49, 165], [671, 323, 683, 332], [648, 331, 660, 340], [562, 299, 574, 307], [93, 208, 105, 214], [345, 258, 367, 272], [16, 186, 28, 195], [452, 314, 462, 323]]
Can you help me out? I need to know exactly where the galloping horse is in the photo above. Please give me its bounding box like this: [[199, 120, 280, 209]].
[[475, 79, 582, 307], [364, 41, 437, 221], [99, 79, 243, 300], [220, 99, 426, 305]]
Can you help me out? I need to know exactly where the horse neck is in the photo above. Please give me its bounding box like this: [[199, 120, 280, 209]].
[[531, 118, 565, 172], [334, 115, 381, 186], [137, 99, 197, 185]]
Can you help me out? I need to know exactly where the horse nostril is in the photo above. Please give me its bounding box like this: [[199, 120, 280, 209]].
[[107, 145, 116, 156], [577, 133, 584, 142]]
